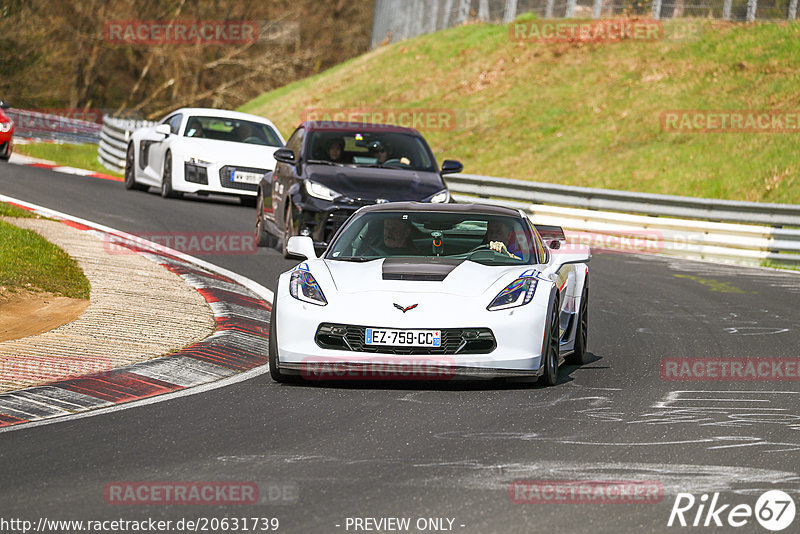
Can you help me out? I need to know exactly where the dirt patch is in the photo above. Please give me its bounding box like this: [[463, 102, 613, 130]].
[[0, 289, 89, 342]]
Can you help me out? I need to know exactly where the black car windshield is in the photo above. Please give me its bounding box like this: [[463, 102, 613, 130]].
[[184, 116, 282, 146], [307, 131, 435, 171], [327, 212, 538, 266]]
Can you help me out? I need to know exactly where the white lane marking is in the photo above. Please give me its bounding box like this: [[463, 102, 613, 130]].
[[0, 194, 274, 433]]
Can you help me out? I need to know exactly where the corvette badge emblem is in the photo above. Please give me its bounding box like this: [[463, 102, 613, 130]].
[[393, 303, 418, 313]]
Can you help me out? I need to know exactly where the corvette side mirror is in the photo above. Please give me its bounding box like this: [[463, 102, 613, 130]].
[[155, 124, 171, 136], [0, 99, 11, 110], [287, 236, 317, 259]]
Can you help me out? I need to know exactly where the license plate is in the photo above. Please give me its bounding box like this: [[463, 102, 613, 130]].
[[230, 170, 262, 184], [365, 328, 441, 347]]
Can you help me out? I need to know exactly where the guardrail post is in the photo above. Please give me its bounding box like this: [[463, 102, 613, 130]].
[[746, 0, 757, 21], [503, 0, 518, 22], [789, 0, 798, 20], [592, 0, 602, 18], [545, 0, 554, 18], [566, 0, 576, 17], [723, 0, 732, 19], [652, 0, 662, 19], [456, 0, 470, 23]]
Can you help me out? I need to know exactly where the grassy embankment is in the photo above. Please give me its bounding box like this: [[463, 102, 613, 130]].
[[241, 18, 800, 204], [0, 202, 90, 299]]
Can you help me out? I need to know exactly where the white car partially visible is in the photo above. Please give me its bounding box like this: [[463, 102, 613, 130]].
[[124, 108, 285, 205]]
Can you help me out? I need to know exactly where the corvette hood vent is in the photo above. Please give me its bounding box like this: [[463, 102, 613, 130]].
[[381, 257, 463, 281]]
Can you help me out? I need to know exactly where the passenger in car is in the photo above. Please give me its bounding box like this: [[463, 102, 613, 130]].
[[186, 118, 204, 138], [327, 137, 346, 163]]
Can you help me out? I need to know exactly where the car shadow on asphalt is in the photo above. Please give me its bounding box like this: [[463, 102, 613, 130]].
[[276, 352, 603, 391]]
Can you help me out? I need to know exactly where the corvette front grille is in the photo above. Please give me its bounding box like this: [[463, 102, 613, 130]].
[[315, 323, 496, 355]]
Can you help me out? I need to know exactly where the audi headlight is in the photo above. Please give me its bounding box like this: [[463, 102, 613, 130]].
[[289, 270, 327, 306], [305, 181, 342, 201], [0, 121, 13, 133], [487, 277, 538, 311], [428, 189, 450, 203]]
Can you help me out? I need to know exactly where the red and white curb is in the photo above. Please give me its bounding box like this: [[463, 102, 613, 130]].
[[0, 194, 273, 431], [7, 151, 122, 182]]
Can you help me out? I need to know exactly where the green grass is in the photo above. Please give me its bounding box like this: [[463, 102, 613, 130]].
[[240, 19, 800, 204], [0, 202, 37, 218], [14, 142, 122, 178], [0, 210, 90, 299]]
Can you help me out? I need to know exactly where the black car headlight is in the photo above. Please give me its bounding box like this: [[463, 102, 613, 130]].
[[305, 181, 342, 201], [427, 189, 450, 203], [487, 277, 538, 311], [290, 270, 328, 306]]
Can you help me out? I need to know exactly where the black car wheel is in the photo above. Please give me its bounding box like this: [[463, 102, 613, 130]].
[[124, 143, 146, 190], [539, 304, 560, 387], [0, 141, 11, 161], [160, 151, 180, 198], [255, 193, 276, 248], [281, 203, 295, 258], [567, 285, 589, 365]]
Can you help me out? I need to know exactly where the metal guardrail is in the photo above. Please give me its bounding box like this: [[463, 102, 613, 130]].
[[5, 109, 102, 144], [98, 116, 156, 173], [447, 175, 800, 267]]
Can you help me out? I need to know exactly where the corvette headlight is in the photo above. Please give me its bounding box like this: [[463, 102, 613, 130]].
[[428, 189, 450, 203], [0, 121, 13, 133], [290, 270, 327, 306], [487, 277, 538, 311], [306, 181, 341, 201]]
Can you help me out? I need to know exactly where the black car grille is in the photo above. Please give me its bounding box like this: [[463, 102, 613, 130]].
[[219, 166, 267, 191], [323, 208, 358, 243], [315, 323, 496, 355]]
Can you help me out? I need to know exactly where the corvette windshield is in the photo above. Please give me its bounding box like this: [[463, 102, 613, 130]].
[[307, 131, 435, 171], [327, 211, 537, 266], [183, 116, 282, 146]]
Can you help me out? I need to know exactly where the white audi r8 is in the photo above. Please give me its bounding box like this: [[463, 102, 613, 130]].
[[269, 202, 591, 386], [124, 108, 285, 205]]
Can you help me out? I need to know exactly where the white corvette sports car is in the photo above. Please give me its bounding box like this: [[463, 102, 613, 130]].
[[124, 108, 285, 205], [269, 202, 591, 385]]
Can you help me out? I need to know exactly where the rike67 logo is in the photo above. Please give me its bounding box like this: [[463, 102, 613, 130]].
[[668, 491, 795, 531]]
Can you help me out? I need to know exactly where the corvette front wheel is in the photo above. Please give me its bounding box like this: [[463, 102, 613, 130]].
[[269, 299, 298, 383], [539, 305, 560, 387]]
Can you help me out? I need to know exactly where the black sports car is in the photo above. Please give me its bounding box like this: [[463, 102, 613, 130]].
[[254, 121, 463, 257]]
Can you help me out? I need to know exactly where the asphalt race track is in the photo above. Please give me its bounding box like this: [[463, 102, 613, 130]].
[[1, 163, 799, 533]]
